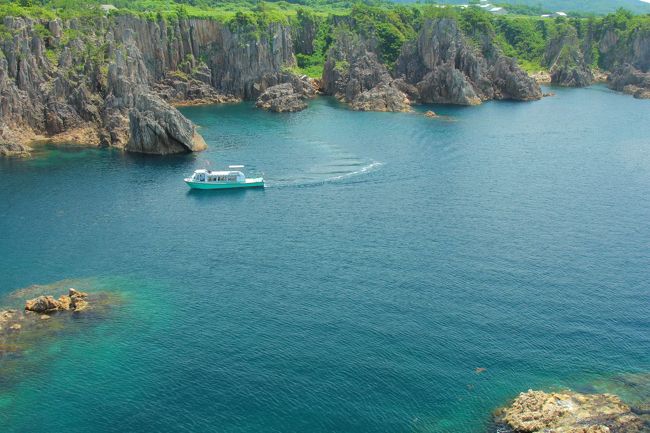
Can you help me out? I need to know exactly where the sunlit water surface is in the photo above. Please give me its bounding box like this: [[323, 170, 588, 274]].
[[1, 87, 649, 432]]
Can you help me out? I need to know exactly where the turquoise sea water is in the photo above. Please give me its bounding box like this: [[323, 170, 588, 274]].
[[0, 86, 649, 432]]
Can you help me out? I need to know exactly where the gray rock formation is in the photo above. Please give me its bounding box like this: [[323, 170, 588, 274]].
[[24, 288, 90, 313], [395, 19, 541, 105], [256, 74, 317, 112], [256, 82, 307, 112], [154, 69, 238, 106], [608, 64, 650, 99], [602, 27, 650, 98], [321, 29, 410, 112], [127, 92, 207, 154], [544, 25, 593, 87], [0, 142, 32, 157], [349, 83, 411, 112], [0, 15, 299, 155]]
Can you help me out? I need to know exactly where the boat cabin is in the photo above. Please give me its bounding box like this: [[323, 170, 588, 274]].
[[190, 169, 245, 183]]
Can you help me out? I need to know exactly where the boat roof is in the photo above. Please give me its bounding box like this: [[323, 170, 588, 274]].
[[193, 169, 242, 175]]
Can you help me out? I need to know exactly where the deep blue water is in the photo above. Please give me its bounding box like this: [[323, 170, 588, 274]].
[[0, 86, 649, 432]]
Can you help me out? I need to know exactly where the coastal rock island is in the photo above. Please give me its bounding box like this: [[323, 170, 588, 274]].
[[0, 282, 120, 360], [24, 288, 90, 313]]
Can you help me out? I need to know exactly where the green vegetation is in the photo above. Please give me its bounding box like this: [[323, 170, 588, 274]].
[[0, 0, 647, 75]]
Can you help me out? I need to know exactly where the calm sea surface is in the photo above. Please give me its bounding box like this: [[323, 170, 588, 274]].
[[0, 86, 649, 432]]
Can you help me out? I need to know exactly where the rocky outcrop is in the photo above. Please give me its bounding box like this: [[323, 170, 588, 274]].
[[127, 92, 207, 154], [395, 19, 541, 105], [601, 28, 650, 98], [608, 64, 650, 99], [491, 56, 544, 100], [0, 142, 32, 157], [154, 70, 238, 106], [256, 82, 307, 112], [349, 83, 411, 111], [255, 74, 316, 112], [0, 15, 299, 155], [494, 389, 647, 433], [544, 26, 593, 87], [0, 281, 120, 361], [322, 29, 410, 111], [24, 288, 90, 313]]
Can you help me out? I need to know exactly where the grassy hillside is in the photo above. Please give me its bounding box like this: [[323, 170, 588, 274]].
[[393, 0, 650, 15], [0, 0, 647, 78]]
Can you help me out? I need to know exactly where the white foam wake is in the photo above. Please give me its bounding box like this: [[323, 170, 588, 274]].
[[266, 160, 383, 188]]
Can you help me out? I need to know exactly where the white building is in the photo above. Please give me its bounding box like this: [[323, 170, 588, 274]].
[[542, 11, 568, 18], [489, 6, 507, 15], [100, 4, 117, 14]]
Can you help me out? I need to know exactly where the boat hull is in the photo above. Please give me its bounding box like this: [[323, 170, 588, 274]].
[[185, 179, 264, 190]]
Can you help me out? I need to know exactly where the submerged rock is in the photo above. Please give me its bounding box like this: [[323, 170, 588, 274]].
[[69, 288, 88, 298], [495, 389, 646, 433]]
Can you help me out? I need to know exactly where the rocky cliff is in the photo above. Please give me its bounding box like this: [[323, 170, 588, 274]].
[[544, 25, 594, 87], [321, 28, 410, 112], [0, 15, 298, 155], [321, 20, 541, 110], [395, 19, 542, 105], [600, 27, 650, 99], [0, 11, 646, 155]]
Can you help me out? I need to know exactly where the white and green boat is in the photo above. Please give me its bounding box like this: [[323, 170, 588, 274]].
[[184, 166, 264, 190]]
